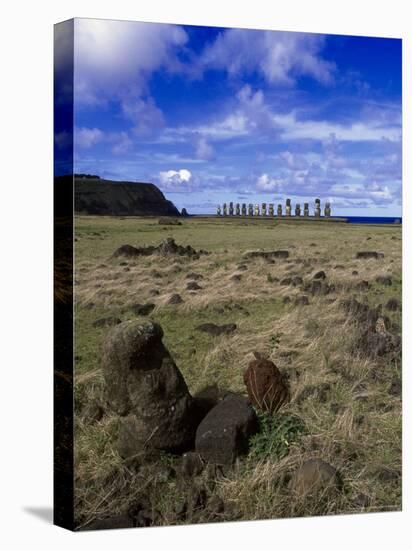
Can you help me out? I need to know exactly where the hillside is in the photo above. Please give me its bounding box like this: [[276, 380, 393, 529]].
[[70, 175, 180, 216]]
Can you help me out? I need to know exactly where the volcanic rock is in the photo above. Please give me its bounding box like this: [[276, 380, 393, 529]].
[[289, 459, 342, 496], [243, 358, 290, 413], [102, 320, 195, 456], [195, 395, 258, 464], [356, 251, 384, 259]]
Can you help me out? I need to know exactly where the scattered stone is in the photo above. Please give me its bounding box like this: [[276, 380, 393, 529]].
[[113, 238, 206, 259], [167, 293, 184, 305], [187, 281, 202, 290], [291, 276, 303, 286], [386, 298, 400, 311], [149, 289, 160, 296], [353, 493, 371, 508], [243, 358, 290, 413], [181, 452, 204, 478], [356, 280, 370, 291], [243, 250, 289, 260], [352, 270, 358, 276], [283, 296, 292, 304], [376, 275, 392, 286], [231, 274, 242, 282], [195, 395, 259, 464], [195, 323, 237, 336], [388, 377, 401, 397], [92, 316, 121, 328], [334, 264, 345, 269], [295, 295, 309, 306], [130, 303, 155, 316], [313, 270, 326, 280], [356, 251, 384, 259], [289, 459, 342, 496], [281, 277, 292, 286], [237, 264, 248, 271], [103, 320, 195, 456]]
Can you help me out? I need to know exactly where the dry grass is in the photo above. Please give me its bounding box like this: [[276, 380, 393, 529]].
[[73, 216, 401, 528]]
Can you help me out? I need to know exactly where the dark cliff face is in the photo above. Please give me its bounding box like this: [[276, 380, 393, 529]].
[[57, 176, 180, 216]]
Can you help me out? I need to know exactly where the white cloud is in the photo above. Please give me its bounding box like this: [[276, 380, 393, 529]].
[[75, 127, 105, 148], [159, 168, 192, 189], [201, 29, 335, 85], [74, 19, 188, 104], [256, 173, 284, 192]]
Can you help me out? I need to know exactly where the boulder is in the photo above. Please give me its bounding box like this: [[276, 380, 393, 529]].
[[386, 298, 400, 311], [313, 271, 326, 280], [102, 320, 195, 456], [187, 281, 202, 290], [243, 358, 289, 413], [356, 251, 384, 259], [289, 459, 341, 496], [167, 293, 184, 305], [376, 275, 392, 286], [195, 395, 258, 464]]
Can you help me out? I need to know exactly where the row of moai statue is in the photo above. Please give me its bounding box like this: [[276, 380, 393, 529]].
[[217, 199, 331, 217]]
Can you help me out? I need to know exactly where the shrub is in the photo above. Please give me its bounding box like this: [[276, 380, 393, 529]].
[[248, 411, 306, 461]]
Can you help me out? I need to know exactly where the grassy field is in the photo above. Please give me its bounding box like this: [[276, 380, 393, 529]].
[[73, 215, 402, 528]]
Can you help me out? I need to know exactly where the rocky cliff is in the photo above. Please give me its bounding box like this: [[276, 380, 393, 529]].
[[67, 175, 180, 216]]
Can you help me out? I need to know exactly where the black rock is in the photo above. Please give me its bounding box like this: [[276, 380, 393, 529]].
[[195, 395, 259, 464], [376, 275, 392, 286], [167, 293, 184, 305], [313, 270, 326, 280], [356, 251, 384, 259]]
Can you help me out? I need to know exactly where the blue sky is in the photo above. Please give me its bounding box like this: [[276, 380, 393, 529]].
[[70, 18, 402, 216]]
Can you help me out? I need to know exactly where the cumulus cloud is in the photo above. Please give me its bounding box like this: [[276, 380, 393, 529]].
[[74, 19, 188, 103], [256, 173, 284, 192], [201, 29, 335, 85], [158, 169, 192, 189]]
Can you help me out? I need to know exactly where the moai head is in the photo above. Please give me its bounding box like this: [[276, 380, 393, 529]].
[[254, 203, 260, 216], [285, 198, 291, 216], [324, 201, 331, 217], [248, 203, 254, 216], [242, 203, 247, 216], [262, 203, 267, 216], [277, 204, 282, 216], [223, 202, 227, 215], [229, 201, 234, 215], [295, 203, 301, 217], [304, 202, 309, 216], [235, 203, 240, 215], [217, 205, 221, 216], [314, 198, 321, 217], [268, 203, 274, 216]]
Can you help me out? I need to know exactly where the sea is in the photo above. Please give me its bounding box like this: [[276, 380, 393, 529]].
[[337, 216, 402, 225]]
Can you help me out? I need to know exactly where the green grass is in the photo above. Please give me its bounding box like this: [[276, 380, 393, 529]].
[[73, 215, 402, 527]]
